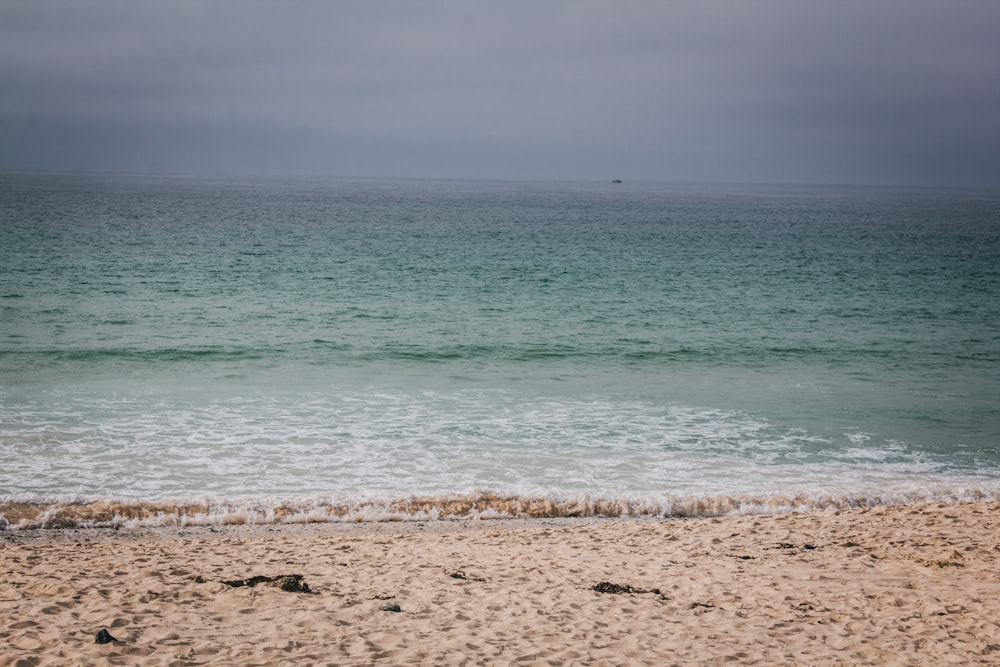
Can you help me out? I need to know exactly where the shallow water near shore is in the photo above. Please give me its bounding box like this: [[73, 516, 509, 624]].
[[2, 173, 999, 527]]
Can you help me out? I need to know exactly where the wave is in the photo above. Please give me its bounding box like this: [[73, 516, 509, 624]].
[[6, 343, 956, 368], [4, 488, 998, 530], [7, 347, 275, 364]]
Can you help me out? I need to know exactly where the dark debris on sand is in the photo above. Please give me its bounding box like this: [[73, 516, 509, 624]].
[[220, 574, 316, 594], [95, 628, 118, 644], [591, 581, 665, 598]]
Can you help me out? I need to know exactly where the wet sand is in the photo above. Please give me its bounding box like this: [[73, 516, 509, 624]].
[[3, 501, 999, 665]]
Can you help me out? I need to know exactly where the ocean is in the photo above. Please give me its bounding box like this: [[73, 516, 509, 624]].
[[2, 172, 999, 528]]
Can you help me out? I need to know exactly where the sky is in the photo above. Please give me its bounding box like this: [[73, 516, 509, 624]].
[[1, 1, 999, 186]]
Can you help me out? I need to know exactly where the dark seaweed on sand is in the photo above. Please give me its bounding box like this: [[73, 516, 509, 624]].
[[591, 581, 663, 596], [221, 574, 316, 594]]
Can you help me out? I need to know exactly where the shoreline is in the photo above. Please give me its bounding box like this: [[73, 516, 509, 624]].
[[4, 500, 1000, 664], [5, 486, 1000, 531]]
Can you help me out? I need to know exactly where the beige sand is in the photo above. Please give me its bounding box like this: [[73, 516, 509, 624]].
[[2, 501, 999, 666]]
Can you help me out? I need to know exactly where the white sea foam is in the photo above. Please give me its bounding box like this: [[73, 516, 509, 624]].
[[3, 388, 987, 503], [0, 390, 984, 498]]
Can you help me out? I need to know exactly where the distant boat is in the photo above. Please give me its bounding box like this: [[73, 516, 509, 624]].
[[612, 179, 622, 184]]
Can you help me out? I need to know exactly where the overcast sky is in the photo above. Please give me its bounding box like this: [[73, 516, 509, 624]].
[[2, 1, 999, 186]]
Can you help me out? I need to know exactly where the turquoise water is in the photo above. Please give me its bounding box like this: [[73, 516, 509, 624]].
[[2, 173, 999, 526]]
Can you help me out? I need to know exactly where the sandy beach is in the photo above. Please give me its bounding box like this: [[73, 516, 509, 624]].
[[3, 501, 999, 665]]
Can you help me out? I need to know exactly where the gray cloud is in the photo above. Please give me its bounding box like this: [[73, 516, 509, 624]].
[[2, 1, 998, 185]]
